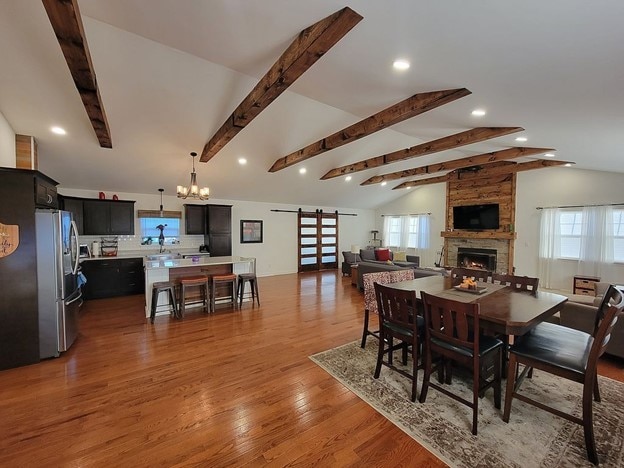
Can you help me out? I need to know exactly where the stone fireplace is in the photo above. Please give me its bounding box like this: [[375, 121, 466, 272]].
[[457, 247, 497, 271]]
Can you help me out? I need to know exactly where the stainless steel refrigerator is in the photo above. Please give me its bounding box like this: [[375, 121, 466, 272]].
[[35, 209, 81, 358]]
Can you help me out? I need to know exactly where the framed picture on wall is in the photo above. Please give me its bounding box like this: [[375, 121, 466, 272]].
[[240, 220, 263, 243]]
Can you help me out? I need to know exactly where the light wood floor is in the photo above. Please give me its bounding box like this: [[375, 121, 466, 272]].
[[0, 271, 622, 467]]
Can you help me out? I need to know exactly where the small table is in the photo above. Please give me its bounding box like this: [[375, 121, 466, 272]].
[[350, 264, 358, 286]]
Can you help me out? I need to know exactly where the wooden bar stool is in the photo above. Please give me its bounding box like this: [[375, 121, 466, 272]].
[[211, 274, 238, 312], [237, 273, 260, 307], [150, 281, 179, 323], [179, 274, 209, 317]]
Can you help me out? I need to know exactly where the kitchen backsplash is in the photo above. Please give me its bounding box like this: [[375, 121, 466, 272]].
[[79, 234, 205, 252]]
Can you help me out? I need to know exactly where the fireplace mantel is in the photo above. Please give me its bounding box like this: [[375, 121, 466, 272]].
[[441, 231, 517, 240]]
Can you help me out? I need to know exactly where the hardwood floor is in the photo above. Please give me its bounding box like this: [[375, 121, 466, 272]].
[[0, 271, 621, 467]]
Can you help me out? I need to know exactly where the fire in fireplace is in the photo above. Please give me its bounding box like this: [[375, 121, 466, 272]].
[[457, 247, 497, 271]]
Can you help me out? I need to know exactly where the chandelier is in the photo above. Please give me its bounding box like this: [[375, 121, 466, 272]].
[[176, 151, 209, 200]]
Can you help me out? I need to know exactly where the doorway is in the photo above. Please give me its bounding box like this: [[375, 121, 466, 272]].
[[297, 210, 338, 272]]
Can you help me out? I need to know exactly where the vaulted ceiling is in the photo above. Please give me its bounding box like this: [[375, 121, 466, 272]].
[[1, 1, 623, 209]]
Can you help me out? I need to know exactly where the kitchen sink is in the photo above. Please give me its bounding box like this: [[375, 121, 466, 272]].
[[145, 253, 182, 261]]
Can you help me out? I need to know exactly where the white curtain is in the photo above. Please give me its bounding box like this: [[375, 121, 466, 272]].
[[577, 205, 614, 278], [539, 206, 617, 288], [538, 208, 560, 289]]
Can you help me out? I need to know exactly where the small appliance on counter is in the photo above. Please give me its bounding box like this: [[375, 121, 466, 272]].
[[199, 244, 209, 253], [79, 244, 91, 258]]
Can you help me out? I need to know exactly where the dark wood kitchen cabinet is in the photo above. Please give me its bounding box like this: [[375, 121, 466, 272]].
[[206, 204, 232, 256], [83, 199, 135, 235], [60, 196, 84, 235], [184, 204, 232, 256], [0, 168, 58, 370], [184, 204, 206, 234], [81, 257, 144, 299]]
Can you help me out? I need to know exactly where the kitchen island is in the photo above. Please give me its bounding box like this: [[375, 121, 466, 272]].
[[144, 256, 255, 319]]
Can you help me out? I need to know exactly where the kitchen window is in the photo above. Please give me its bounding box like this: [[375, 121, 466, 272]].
[[139, 217, 181, 245]]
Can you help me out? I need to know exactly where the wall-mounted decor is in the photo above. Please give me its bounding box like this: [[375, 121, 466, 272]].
[[0, 222, 19, 258], [240, 220, 263, 243]]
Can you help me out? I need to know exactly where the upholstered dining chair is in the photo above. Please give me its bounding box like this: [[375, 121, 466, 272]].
[[450, 267, 492, 286], [361, 269, 415, 348], [420, 291, 503, 435], [492, 273, 539, 294], [503, 285, 624, 465], [373, 282, 424, 402]]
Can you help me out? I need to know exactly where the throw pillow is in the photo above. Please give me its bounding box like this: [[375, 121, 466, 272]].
[[342, 251, 361, 264], [360, 249, 376, 261], [393, 251, 407, 262], [375, 248, 391, 261]]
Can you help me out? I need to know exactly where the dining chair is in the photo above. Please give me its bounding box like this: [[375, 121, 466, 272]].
[[450, 267, 492, 286], [373, 282, 424, 402], [492, 273, 539, 294], [361, 269, 415, 348], [420, 291, 503, 435], [503, 285, 624, 465]]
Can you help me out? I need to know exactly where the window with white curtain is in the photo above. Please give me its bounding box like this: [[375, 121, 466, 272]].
[[558, 210, 583, 259], [382, 214, 430, 250], [614, 209, 624, 262], [539, 205, 623, 287]]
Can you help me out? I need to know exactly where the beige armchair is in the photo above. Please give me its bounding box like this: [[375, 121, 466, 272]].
[[558, 283, 624, 358]]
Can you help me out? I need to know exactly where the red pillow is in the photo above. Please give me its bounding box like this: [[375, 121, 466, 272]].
[[375, 248, 391, 261]]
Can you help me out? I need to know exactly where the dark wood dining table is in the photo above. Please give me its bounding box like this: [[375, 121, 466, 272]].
[[388, 275, 568, 337]]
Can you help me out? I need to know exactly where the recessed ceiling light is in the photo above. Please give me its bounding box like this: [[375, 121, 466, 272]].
[[345, 175, 352, 182], [406, 186, 411, 189], [381, 181, 387, 187], [299, 167, 307, 174], [515, 137, 528, 142], [51, 126, 66, 135], [471, 109, 486, 117], [564, 163, 573, 167], [544, 153, 555, 158], [392, 59, 410, 71], [238, 157, 247, 165]]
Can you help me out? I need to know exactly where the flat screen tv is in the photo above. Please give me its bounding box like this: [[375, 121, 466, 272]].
[[453, 204, 500, 230]]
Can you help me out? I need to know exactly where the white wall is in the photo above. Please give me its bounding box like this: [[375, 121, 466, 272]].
[[58, 187, 375, 277], [374, 184, 447, 266], [0, 110, 15, 168], [375, 167, 624, 291]]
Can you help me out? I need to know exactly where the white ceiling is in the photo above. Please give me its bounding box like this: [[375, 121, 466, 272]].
[[1, 0, 623, 209]]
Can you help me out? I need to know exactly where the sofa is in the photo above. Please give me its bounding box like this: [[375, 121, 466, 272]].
[[554, 282, 624, 359], [341, 248, 420, 275]]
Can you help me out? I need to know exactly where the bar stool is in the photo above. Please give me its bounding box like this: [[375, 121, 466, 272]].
[[211, 274, 238, 312], [179, 274, 209, 317], [150, 281, 179, 323], [237, 273, 260, 307]]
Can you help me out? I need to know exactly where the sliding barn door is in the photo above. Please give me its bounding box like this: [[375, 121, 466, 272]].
[[298, 210, 339, 272]]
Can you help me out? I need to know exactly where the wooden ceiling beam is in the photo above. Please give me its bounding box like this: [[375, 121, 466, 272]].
[[200, 7, 363, 162], [269, 88, 472, 172], [393, 159, 571, 189], [321, 127, 523, 180], [42, 0, 112, 148], [361, 147, 554, 185]]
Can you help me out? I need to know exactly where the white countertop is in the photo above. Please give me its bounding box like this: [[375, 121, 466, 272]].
[[144, 255, 253, 270]]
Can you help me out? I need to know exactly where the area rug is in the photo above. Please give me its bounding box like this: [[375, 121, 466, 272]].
[[310, 341, 624, 468]]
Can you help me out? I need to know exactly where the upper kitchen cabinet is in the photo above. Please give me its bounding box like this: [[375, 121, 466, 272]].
[[184, 204, 206, 235], [60, 196, 84, 235], [83, 199, 135, 235]]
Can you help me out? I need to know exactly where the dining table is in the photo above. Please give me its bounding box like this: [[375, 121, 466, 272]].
[[388, 275, 568, 337]]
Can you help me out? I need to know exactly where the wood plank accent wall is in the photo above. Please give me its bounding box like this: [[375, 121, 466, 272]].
[[15, 135, 37, 170], [444, 171, 517, 273]]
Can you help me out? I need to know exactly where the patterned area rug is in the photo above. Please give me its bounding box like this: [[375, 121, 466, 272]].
[[310, 341, 624, 468]]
